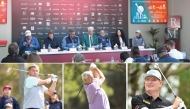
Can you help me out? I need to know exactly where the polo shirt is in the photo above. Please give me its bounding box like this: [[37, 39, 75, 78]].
[[131, 93, 172, 109]]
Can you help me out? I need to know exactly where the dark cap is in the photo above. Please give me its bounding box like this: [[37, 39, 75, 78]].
[[54, 90, 57, 94], [3, 85, 11, 91], [157, 46, 167, 54], [44, 100, 49, 105], [48, 30, 54, 34]]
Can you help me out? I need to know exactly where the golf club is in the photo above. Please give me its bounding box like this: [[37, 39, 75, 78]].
[[154, 64, 187, 109], [6, 68, 47, 76], [70, 85, 83, 109]]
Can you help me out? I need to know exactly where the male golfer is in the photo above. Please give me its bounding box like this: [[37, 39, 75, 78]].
[[81, 63, 110, 109], [23, 64, 58, 109], [131, 70, 184, 109]]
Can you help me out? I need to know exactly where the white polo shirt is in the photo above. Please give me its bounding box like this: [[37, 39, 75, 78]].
[[168, 49, 183, 59]]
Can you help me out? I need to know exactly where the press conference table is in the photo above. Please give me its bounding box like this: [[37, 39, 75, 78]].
[[37, 48, 155, 63]]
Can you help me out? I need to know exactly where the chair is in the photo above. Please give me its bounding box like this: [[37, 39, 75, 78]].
[[181, 52, 187, 59]]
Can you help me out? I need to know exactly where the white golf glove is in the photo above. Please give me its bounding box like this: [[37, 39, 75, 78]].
[[90, 63, 97, 68], [178, 102, 187, 109], [51, 74, 58, 82]]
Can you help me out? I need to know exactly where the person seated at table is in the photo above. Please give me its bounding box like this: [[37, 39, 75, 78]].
[[43, 30, 60, 49], [156, 46, 180, 62], [62, 29, 80, 50], [72, 53, 86, 63], [97, 30, 111, 47], [132, 30, 146, 47], [1, 42, 26, 63], [111, 29, 127, 49], [120, 51, 133, 63], [166, 40, 183, 59], [19, 30, 40, 55], [130, 46, 148, 62], [82, 27, 98, 48]]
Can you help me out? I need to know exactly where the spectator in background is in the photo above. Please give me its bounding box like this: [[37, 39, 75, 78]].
[[131, 46, 148, 62], [166, 40, 183, 59], [111, 29, 127, 49], [43, 30, 60, 49], [4, 102, 13, 109], [0, 85, 20, 109], [132, 30, 146, 47], [49, 90, 62, 109], [120, 51, 133, 63], [19, 30, 40, 55], [44, 100, 50, 109], [72, 53, 86, 63], [26, 52, 42, 63], [97, 30, 111, 47], [82, 27, 98, 48], [156, 46, 180, 62], [62, 29, 80, 50], [1, 42, 25, 63]]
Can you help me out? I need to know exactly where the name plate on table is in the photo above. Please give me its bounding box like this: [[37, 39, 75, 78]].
[[41, 49, 48, 52], [51, 49, 58, 52], [69, 48, 77, 51], [88, 47, 95, 51], [138, 46, 144, 49], [104, 47, 112, 50], [121, 46, 128, 50]]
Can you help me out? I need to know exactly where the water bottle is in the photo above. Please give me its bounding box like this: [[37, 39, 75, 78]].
[[111, 56, 114, 62], [48, 44, 51, 52], [142, 41, 145, 47], [123, 42, 125, 47], [43, 44, 45, 49], [99, 43, 102, 50], [83, 43, 86, 50]]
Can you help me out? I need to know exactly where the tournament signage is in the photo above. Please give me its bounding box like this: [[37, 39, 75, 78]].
[[0, 0, 7, 24], [131, 0, 167, 24], [12, 0, 128, 45]]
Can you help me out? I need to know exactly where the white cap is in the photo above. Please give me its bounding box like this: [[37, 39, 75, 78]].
[[4, 103, 13, 107], [135, 30, 141, 33], [25, 30, 32, 36], [144, 70, 162, 80]]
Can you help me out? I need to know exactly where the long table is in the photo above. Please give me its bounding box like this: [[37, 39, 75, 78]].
[[38, 48, 155, 63]]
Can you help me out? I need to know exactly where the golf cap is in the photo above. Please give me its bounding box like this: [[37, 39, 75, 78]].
[[144, 70, 162, 80], [4, 103, 13, 107], [3, 85, 11, 91], [157, 46, 167, 55], [54, 90, 57, 94], [25, 30, 31, 36], [135, 30, 141, 33]]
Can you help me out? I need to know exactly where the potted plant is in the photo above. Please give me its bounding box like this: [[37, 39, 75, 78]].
[[147, 26, 160, 51]]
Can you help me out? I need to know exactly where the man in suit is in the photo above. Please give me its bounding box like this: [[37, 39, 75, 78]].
[[82, 27, 98, 48]]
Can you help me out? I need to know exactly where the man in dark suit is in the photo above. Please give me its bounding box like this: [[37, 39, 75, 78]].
[[82, 27, 98, 48]]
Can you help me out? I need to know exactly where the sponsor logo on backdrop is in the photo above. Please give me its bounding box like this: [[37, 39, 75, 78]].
[[21, 7, 28, 10], [21, 3, 28, 5]]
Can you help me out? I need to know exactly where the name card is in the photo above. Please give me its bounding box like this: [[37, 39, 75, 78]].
[[88, 47, 95, 51], [121, 46, 128, 50], [104, 47, 112, 50], [138, 46, 144, 49], [41, 49, 48, 52], [51, 49, 58, 52], [69, 48, 77, 51]]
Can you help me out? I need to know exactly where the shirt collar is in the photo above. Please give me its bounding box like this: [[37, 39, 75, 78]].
[[143, 93, 163, 101]]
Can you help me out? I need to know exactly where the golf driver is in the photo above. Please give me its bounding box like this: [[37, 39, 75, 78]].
[[154, 64, 187, 109], [6, 68, 47, 76], [70, 85, 83, 109]]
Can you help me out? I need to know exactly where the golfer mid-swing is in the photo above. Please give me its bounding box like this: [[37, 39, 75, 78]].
[[81, 63, 110, 109]]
